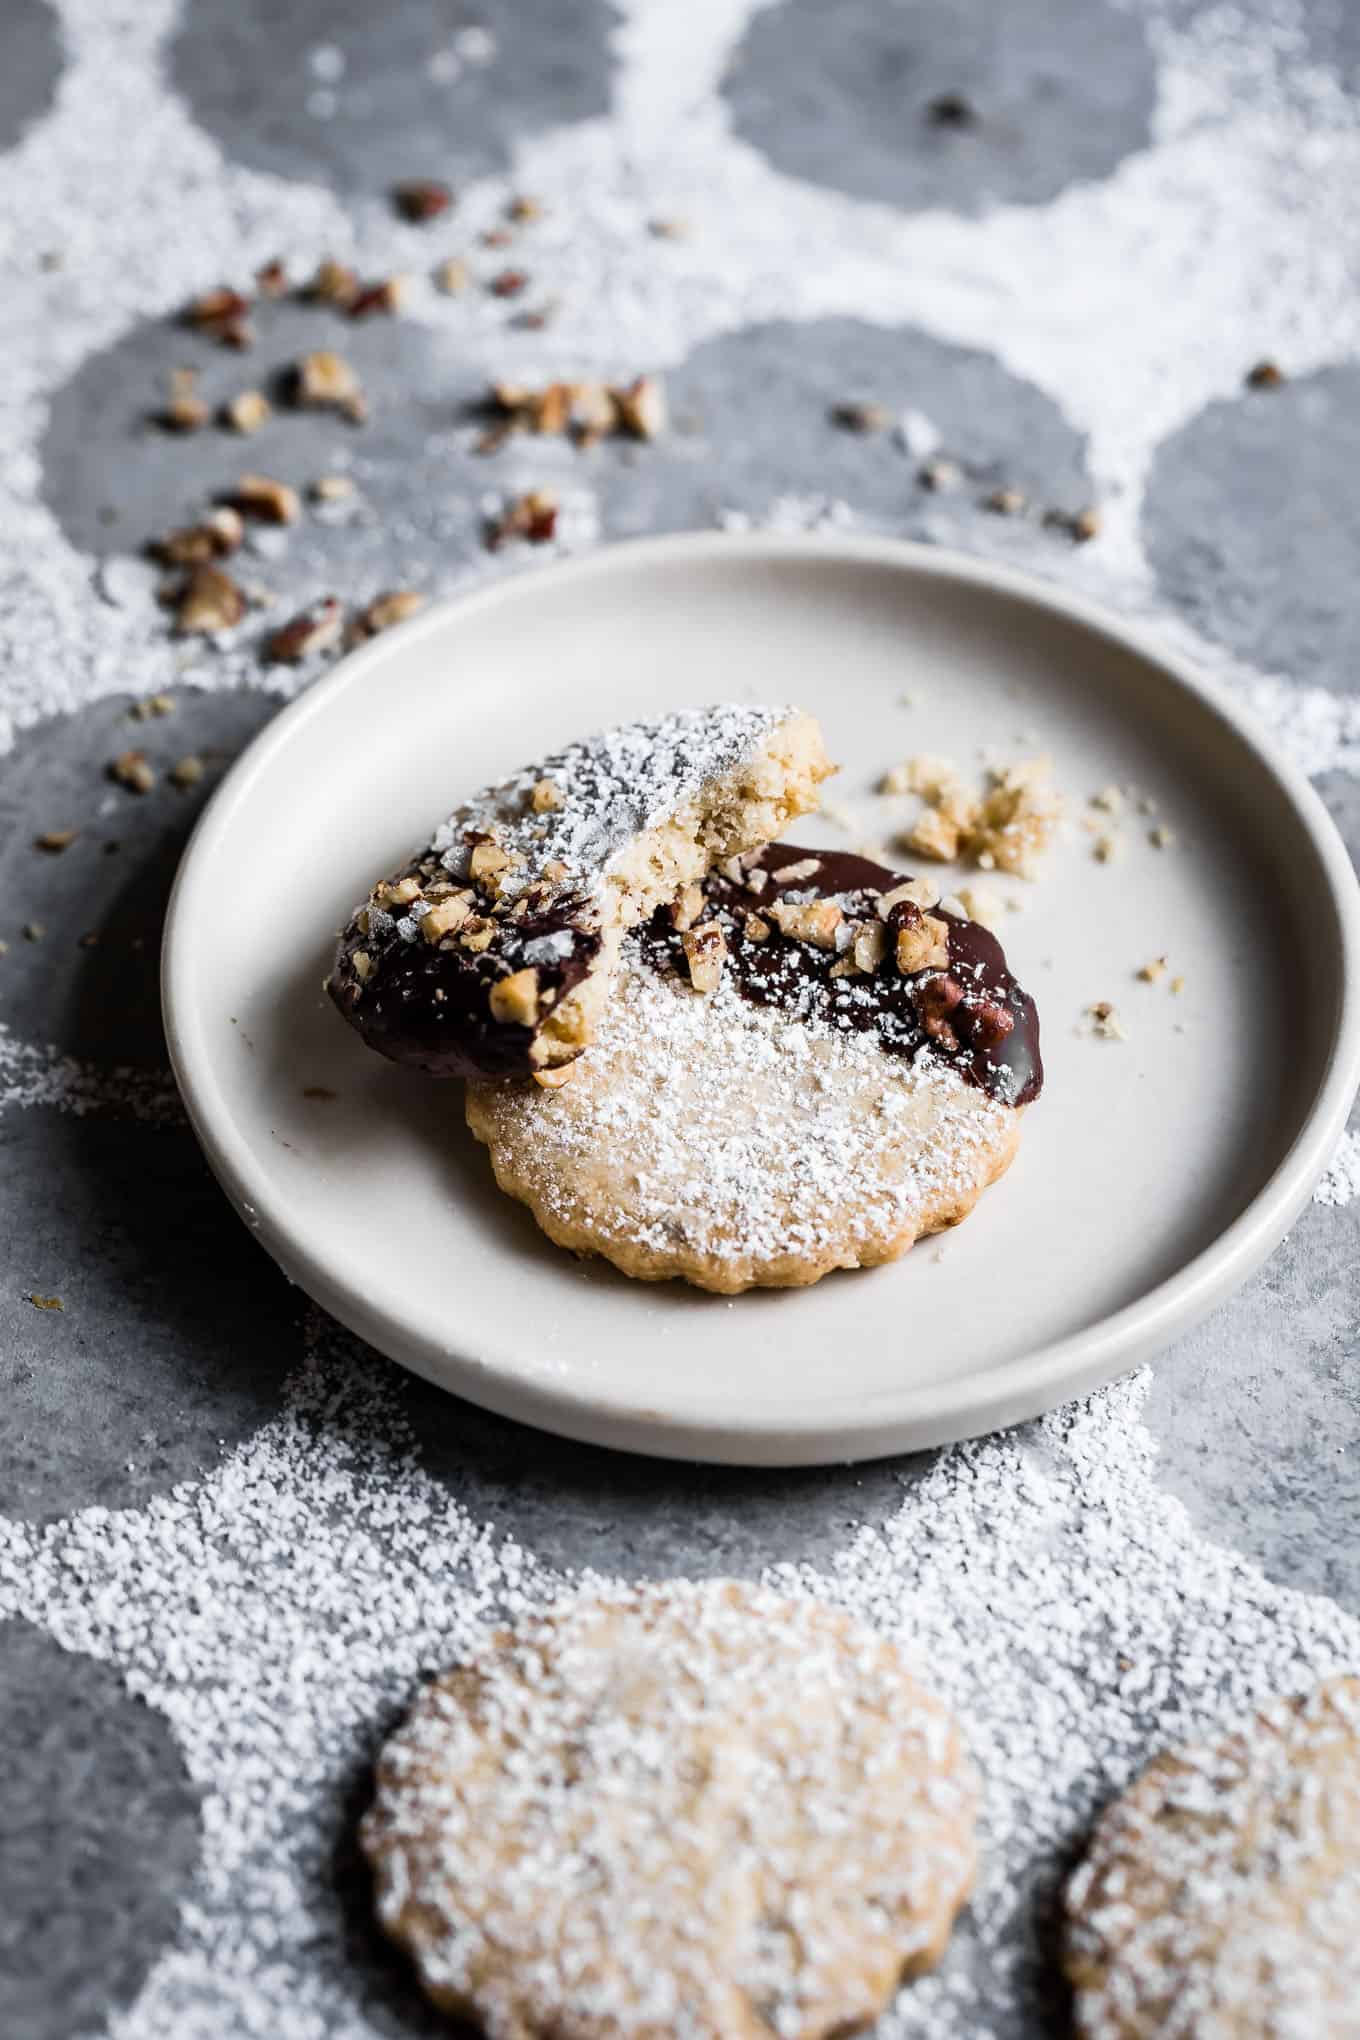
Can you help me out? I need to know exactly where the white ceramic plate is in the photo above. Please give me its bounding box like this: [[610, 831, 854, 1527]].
[[163, 535, 1360, 1465]]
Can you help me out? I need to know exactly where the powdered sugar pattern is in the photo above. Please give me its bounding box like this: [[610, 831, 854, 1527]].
[[1315, 1127, 1360, 1208]]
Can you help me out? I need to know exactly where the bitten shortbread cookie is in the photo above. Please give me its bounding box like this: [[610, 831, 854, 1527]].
[[466, 846, 1041, 1292], [329, 705, 831, 1078], [362, 1581, 980, 2040], [1064, 1675, 1360, 2039]]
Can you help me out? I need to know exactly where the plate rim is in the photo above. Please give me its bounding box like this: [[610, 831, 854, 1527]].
[[161, 531, 1360, 1464]]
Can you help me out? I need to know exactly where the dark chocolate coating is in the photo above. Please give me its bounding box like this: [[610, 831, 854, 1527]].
[[329, 858, 602, 1079], [637, 845, 1043, 1107]]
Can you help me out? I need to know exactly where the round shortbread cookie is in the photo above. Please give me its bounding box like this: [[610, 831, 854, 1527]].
[[466, 953, 1022, 1292], [361, 1581, 980, 2039], [1064, 1676, 1360, 2038]]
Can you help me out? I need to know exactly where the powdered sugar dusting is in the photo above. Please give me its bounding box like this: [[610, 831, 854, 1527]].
[[469, 954, 1013, 1284], [431, 704, 786, 906], [1315, 1127, 1360, 1208]]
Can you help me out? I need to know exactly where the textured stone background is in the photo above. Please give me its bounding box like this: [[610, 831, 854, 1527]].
[[1, 1, 1359, 2035]]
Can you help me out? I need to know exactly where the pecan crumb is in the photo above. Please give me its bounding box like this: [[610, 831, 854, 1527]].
[[35, 828, 78, 852], [226, 474, 300, 524], [1246, 358, 1285, 390], [348, 275, 410, 318], [109, 750, 155, 794], [350, 590, 426, 641], [393, 179, 452, 223], [1091, 784, 1124, 812], [682, 922, 728, 994], [265, 597, 344, 664], [131, 693, 176, 720], [489, 268, 529, 298], [486, 487, 559, 550], [919, 457, 962, 492], [433, 257, 470, 295], [831, 400, 893, 434], [768, 899, 843, 950], [293, 350, 363, 410], [982, 485, 1026, 515], [488, 967, 541, 1026], [160, 390, 211, 433], [223, 389, 272, 434], [149, 506, 244, 565], [669, 881, 706, 932], [255, 258, 288, 297], [168, 755, 205, 790], [1170, 974, 1186, 996], [533, 1062, 576, 1090], [893, 902, 951, 974], [508, 194, 544, 222], [175, 563, 246, 635], [744, 912, 771, 942], [28, 1294, 64, 1311], [1138, 956, 1168, 983], [310, 474, 355, 504], [615, 375, 667, 441], [955, 885, 1002, 930], [772, 856, 821, 883], [304, 258, 359, 308], [1149, 825, 1176, 849], [1092, 832, 1121, 864], [351, 950, 373, 982], [531, 777, 564, 814], [421, 895, 472, 943], [927, 91, 977, 125]]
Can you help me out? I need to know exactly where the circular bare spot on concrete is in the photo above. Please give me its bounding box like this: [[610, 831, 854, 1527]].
[[723, 0, 1154, 215], [0, 0, 62, 157], [170, 0, 612, 195], [0, 1621, 200, 2040], [1144, 367, 1360, 689]]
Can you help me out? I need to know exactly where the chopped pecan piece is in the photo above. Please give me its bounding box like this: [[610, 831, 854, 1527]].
[[348, 275, 410, 318], [35, 828, 78, 852], [293, 350, 362, 410], [489, 268, 528, 297], [304, 258, 360, 308], [227, 473, 300, 524], [264, 597, 344, 663], [393, 179, 453, 223], [614, 374, 667, 440], [852, 920, 889, 972], [109, 750, 155, 794], [255, 258, 288, 297], [967, 996, 1015, 1051], [892, 902, 950, 974], [421, 894, 473, 943], [768, 899, 843, 949], [149, 505, 244, 565], [531, 777, 564, 814], [168, 755, 205, 790], [223, 389, 271, 434], [683, 922, 727, 994], [175, 563, 246, 635], [669, 881, 705, 932], [489, 968, 540, 1025], [831, 400, 893, 434], [914, 971, 965, 1050], [434, 257, 469, 294], [350, 590, 426, 640], [160, 391, 211, 432]]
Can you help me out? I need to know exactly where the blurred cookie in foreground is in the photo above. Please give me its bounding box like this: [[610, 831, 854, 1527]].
[[1065, 1675, 1360, 2038], [362, 1580, 979, 2039]]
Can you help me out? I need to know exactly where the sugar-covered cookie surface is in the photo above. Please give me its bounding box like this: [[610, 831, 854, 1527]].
[[329, 705, 831, 1078], [362, 1581, 979, 2040], [467, 844, 1041, 1291]]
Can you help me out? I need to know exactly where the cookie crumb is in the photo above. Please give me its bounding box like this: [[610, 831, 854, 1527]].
[[265, 598, 344, 664], [1087, 1001, 1128, 1040], [34, 828, 78, 852], [433, 257, 469, 295], [1137, 957, 1168, 983], [1149, 825, 1176, 850], [27, 1294, 64, 1311], [168, 755, 205, 790], [223, 389, 271, 434]]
